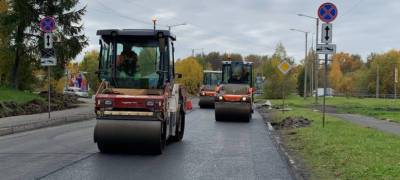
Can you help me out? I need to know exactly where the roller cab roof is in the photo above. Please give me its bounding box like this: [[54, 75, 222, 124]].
[[97, 29, 176, 40], [222, 61, 254, 65]]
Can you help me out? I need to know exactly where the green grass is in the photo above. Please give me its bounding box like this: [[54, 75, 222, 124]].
[[270, 108, 400, 179], [268, 96, 400, 122], [0, 88, 43, 104]]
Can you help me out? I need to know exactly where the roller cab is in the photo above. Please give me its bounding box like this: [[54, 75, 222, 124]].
[[199, 70, 222, 108], [215, 61, 255, 122], [94, 29, 187, 154]]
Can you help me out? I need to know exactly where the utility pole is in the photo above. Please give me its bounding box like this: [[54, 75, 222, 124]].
[[290, 28, 309, 99], [310, 35, 314, 96], [192, 48, 203, 57], [297, 14, 320, 103], [304, 32, 308, 99], [395, 67, 398, 99], [376, 66, 380, 98]]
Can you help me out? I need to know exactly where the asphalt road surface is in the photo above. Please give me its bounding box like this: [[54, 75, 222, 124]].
[[0, 105, 292, 180]]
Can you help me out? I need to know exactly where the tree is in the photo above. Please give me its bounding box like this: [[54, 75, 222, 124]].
[[262, 43, 296, 99], [79, 50, 99, 92], [0, 0, 87, 89], [329, 52, 365, 96], [175, 57, 203, 94], [367, 50, 400, 96], [329, 57, 343, 91], [204, 51, 221, 70], [0, 0, 11, 86]]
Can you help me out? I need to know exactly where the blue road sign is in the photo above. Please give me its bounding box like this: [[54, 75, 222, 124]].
[[318, 2, 338, 23], [40, 17, 56, 33]]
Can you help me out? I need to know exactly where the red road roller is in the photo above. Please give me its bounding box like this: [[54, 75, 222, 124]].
[[94, 29, 188, 154], [214, 61, 255, 122], [199, 70, 222, 108]]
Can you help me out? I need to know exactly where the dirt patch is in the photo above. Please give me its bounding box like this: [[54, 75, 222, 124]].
[[273, 116, 312, 130], [0, 92, 80, 118]]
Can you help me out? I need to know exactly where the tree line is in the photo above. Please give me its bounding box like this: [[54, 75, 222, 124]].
[[0, 0, 87, 90], [1, 0, 398, 98]]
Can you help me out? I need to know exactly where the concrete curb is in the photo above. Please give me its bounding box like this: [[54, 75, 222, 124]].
[[269, 129, 304, 180], [258, 108, 305, 180], [0, 113, 95, 136]]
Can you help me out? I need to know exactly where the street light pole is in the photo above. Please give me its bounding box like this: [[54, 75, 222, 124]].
[[290, 28, 309, 99], [168, 23, 187, 31], [298, 14, 320, 103]]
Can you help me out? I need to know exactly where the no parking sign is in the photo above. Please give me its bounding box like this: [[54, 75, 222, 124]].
[[318, 2, 338, 23], [40, 16, 56, 33]]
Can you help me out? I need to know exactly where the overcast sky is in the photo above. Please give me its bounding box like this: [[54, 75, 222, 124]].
[[77, 0, 400, 63]]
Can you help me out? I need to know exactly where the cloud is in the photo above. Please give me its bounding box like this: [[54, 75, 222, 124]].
[[78, 0, 400, 63]]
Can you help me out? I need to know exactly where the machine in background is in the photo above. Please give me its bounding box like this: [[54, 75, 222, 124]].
[[215, 61, 255, 122], [199, 70, 222, 108]]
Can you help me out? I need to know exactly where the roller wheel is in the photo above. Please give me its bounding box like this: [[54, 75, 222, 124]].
[[97, 142, 112, 154], [215, 112, 223, 121], [154, 121, 166, 154], [171, 110, 185, 142], [244, 114, 251, 122]]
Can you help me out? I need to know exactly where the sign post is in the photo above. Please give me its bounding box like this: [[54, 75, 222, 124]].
[[278, 61, 293, 113], [318, 2, 338, 128], [40, 17, 57, 119]]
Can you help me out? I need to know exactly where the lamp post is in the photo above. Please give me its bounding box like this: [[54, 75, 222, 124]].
[[168, 23, 187, 31], [290, 28, 309, 99], [298, 13, 320, 103]]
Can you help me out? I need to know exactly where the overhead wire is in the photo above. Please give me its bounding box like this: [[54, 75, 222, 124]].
[[90, 0, 275, 56], [92, 0, 168, 27]]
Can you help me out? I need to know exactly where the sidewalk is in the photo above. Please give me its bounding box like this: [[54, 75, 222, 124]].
[[0, 98, 95, 136], [329, 113, 400, 136]]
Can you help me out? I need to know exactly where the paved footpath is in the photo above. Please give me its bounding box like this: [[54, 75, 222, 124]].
[[329, 113, 400, 136], [0, 98, 95, 136]]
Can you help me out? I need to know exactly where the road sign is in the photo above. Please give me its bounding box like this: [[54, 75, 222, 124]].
[[321, 23, 332, 43], [395, 67, 398, 83], [41, 57, 57, 66], [41, 48, 56, 66], [40, 17, 56, 33], [44, 33, 53, 49], [278, 61, 292, 75], [318, 2, 338, 23], [316, 44, 336, 54]]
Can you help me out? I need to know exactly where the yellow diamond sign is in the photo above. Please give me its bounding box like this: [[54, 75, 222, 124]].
[[278, 61, 292, 75]]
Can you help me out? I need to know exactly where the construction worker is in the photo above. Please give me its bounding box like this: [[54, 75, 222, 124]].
[[117, 44, 139, 76]]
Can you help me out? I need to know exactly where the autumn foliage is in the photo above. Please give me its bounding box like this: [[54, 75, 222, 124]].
[[175, 57, 203, 95]]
